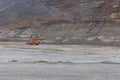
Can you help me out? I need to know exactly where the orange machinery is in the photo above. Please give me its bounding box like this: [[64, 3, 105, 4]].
[[28, 39, 39, 45], [27, 33, 40, 45]]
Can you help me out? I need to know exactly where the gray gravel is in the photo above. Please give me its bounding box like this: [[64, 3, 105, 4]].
[[0, 42, 120, 80], [0, 63, 120, 80]]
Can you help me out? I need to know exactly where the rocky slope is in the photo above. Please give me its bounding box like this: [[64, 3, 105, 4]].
[[0, 0, 120, 45]]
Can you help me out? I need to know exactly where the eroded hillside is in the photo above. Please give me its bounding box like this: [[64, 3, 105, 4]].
[[0, 0, 120, 45]]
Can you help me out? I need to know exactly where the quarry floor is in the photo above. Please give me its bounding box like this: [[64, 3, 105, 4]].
[[0, 42, 120, 80]]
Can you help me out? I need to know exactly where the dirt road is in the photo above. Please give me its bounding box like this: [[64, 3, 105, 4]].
[[0, 63, 120, 80], [0, 42, 120, 80]]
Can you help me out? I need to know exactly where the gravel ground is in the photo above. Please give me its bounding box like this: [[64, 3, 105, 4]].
[[0, 42, 120, 80], [0, 63, 120, 80]]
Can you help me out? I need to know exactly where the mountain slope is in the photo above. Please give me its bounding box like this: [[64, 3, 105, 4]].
[[0, 0, 120, 45]]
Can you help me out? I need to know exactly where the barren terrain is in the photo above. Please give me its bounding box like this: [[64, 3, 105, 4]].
[[0, 42, 120, 80], [0, 0, 120, 45]]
